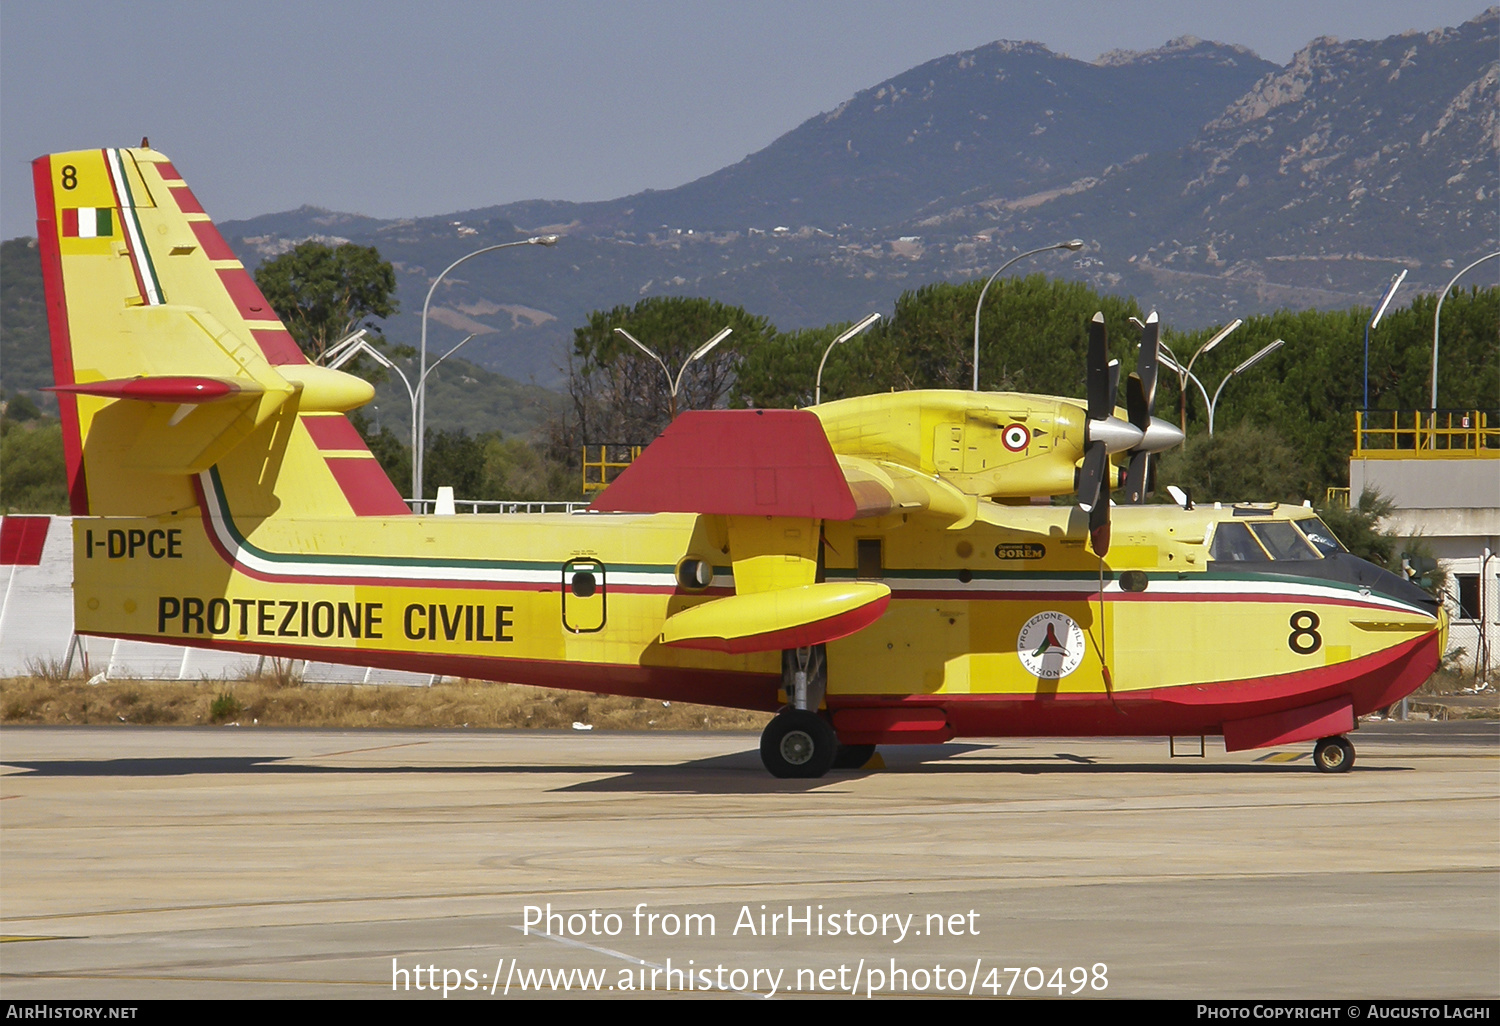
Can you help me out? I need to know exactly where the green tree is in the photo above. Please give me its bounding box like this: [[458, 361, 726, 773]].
[[1157, 421, 1314, 504], [733, 275, 1146, 410], [0, 238, 55, 409], [478, 434, 579, 501], [253, 242, 399, 361], [1, 417, 68, 513], [1158, 287, 1498, 500], [1315, 489, 1398, 567], [565, 296, 776, 446], [421, 429, 486, 500]]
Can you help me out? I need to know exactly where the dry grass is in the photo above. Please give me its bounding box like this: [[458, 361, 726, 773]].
[[0, 674, 773, 731]]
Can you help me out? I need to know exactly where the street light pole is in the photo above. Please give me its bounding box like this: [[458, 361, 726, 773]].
[[1159, 319, 1242, 433], [1206, 339, 1285, 435], [613, 326, 733, 418], [1430, 252, 1499, 410], [1362, 269, 1407, 411], [415, 234, 558, 502], [815, 313, 881, 405], [329, 333, 477, 505], [972, 239, 1084, 390], [1157, 331, 1281, 436]]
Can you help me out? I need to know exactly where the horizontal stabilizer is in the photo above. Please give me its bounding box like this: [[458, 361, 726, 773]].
[[49, 376, 260, 402], [660, 581, 890, 653]]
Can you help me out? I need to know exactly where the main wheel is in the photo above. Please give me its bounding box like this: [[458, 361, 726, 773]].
[[1313, 735, 1355, 773], [760, 709, 838, 778], [832, 743, 877, 770]]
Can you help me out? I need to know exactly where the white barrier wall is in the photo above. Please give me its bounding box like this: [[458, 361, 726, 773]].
[[0, 515, 435, 685]]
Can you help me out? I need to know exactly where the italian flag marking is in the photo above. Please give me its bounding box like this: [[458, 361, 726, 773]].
[[62, 207, 114, 238]]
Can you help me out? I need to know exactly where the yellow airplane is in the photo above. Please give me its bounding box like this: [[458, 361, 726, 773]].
[[33, 146, 1445, 777]]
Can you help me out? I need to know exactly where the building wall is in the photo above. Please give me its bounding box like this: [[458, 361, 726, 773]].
[[1347, 459, 1499, 677]]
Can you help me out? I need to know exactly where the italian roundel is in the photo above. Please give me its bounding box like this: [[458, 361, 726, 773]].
[[1002, 424, 1030, 452]]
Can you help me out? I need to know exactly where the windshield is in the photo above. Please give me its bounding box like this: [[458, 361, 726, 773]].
[[1297, 517, 1346, 556], [1209, 521, 1269, 562], [1252, 521, 1320, 560]]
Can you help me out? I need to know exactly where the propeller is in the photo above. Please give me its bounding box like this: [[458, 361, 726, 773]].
[[1120, 311, 1184, 504], [1077, 313, 1142, 556]]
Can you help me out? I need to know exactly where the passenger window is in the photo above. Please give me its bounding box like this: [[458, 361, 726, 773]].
[[1209, 522, 1269, 562], [1251, 522, 1319, 561], [1298, 517, 1346, 556]]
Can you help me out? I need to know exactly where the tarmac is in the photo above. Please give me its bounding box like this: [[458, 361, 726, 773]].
[[1, 721, 1496, 1000]]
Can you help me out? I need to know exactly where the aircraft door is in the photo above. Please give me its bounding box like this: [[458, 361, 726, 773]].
[[562, 558, 606, 633]]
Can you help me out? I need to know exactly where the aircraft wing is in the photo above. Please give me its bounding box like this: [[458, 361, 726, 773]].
[[589, 409, 970, 527]]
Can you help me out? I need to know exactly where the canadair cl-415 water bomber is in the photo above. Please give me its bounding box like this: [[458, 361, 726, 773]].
[[32, 146, 1445, 777]]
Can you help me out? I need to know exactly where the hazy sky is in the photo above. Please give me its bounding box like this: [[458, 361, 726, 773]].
[[2, 1, 1490, 238]]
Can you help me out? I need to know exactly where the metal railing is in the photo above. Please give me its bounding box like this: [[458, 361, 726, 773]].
[[1354, 409, 1499, 458], [405, 499, 589, 515], [1324, 487, 1350, 508], [582, 443, 643, 492]]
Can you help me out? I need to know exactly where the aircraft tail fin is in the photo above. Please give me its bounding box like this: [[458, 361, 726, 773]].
[[32, 147, 408, 518]]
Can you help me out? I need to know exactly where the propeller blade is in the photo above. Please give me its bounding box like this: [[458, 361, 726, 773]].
[[1076, 442, 1108, 513], [1086, 312, 1109, 422], [1089, 494, 1111, 557], [1136, 311, 1159, 415], [1126, 372, 1147, 431], [1122, 450, 1151, 504], [1107, 359, 1120, 410]]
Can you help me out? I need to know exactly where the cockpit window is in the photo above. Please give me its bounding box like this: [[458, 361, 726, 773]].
[[1209, 521, 1270, 562], [1251, 521, 1320, 561], [1297, 517, 1346, 556]]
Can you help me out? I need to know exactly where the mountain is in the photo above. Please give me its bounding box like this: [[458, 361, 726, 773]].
[[84, 14, 1500, 386]]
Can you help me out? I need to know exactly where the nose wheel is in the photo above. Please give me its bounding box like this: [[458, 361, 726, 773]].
[[1313, 735, 1355, 773], [760, 709, 838, 778]]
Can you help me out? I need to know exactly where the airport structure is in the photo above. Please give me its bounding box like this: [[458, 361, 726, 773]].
[[1347, 409, 1498, 684]]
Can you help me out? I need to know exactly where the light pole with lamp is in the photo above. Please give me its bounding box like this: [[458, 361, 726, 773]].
[[1430, 251, 1499, 411], [327, 332, 478, 506], [972, 239, 1085, 391], [613, 325, 733, 418], [1158, 338, 1285, 435], [1362, 269, 1407, 411], [815, 312, 881, 405], [1150, 318, 1243, 433], [415, 235, 559, 502]]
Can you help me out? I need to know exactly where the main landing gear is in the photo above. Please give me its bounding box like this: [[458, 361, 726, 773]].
[[759, 644, 874, 778], [760, 709, 838, 778], [1312, 734, 1356, 773], [758, 711, 875, 778]]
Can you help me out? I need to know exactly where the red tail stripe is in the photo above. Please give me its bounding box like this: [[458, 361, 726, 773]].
[[249, 328, 307, 365], [189, 220, 238, 261], [31, 156, 89, 514], [217, 268, 275, 320], [302, 415, 367, 451], [169, 185, 205, 214], [325, 458, 411, 516]]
